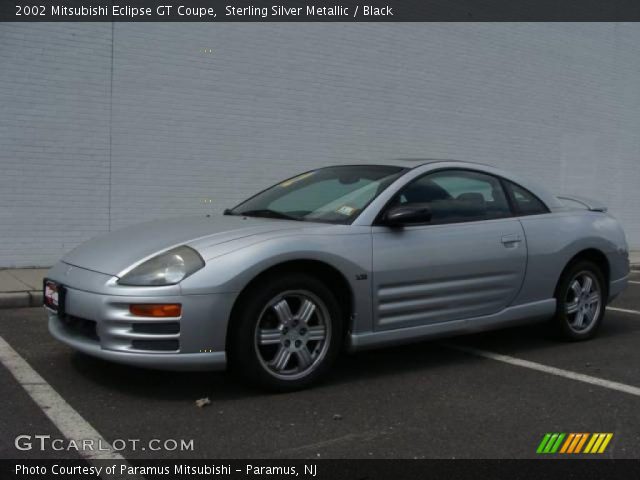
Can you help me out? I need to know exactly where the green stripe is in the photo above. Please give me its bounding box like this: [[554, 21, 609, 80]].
[[537, 434, 552, 453], [550, 433, 566, 453], [543, 434, 559, 453]]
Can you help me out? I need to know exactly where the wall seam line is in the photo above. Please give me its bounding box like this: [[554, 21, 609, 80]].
[[107, 21, 114, 232]]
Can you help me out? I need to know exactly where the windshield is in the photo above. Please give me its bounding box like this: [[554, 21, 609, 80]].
[[228, 165, 407, 224]]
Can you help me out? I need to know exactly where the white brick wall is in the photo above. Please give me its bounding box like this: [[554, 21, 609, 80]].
[[0, 23, 112, 267], [1, 23, 639, 267]]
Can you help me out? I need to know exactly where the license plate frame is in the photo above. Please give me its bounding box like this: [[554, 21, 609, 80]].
[[43, 279, 66, 317]]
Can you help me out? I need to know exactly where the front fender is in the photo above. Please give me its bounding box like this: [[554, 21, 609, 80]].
[[179, 231, 374, 333]]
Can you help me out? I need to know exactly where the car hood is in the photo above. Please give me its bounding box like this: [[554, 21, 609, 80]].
[[62, 215, 307, 276]]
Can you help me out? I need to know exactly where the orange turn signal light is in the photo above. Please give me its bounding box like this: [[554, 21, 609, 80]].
[[129, 304, 182, 318]]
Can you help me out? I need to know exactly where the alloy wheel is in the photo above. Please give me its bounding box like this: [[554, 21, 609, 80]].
[[254, 290, 331, 380], [565, 271, 602, 333]]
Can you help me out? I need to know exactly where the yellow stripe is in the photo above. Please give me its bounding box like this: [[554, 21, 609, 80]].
[[567, 434, 582, 453], [590, 434, 606, 453], [574, 433, 589, 453], [597, 434, 613, 453], [584, 433, 599, 453], [560, 433, 576, 453]]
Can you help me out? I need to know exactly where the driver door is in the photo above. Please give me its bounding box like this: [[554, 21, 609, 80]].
[[371, 169, 527, 330]]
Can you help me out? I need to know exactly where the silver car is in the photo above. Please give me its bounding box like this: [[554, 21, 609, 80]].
[[45, 161, 630, 390]]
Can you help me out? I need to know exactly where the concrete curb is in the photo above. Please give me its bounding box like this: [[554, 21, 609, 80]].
[[0, 291, 42, 309]]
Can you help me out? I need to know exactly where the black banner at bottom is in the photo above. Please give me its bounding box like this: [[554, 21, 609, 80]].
[[3, 459, 640, 480]]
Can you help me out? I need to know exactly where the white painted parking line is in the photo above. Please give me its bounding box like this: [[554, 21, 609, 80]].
[[628, 281, 640, 285], [0, 335, 126, 461], [608, 306, 640, 315], [447, 344, 640, 398]]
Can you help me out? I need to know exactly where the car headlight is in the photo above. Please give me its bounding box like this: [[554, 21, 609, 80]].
[[118, 246, 205, 286]]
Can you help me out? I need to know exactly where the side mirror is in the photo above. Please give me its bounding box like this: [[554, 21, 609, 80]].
[[382, 204, 432, 227]]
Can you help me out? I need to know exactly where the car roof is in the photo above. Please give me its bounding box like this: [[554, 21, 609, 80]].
[[403, 158, 493, 169], [320, 160, 490, 170]]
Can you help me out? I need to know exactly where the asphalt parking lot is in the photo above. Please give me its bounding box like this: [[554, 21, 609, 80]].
[[1, 271, 639, 460]]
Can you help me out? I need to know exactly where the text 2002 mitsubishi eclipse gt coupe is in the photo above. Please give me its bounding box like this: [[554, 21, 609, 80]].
[[45, 161, 630, 390]]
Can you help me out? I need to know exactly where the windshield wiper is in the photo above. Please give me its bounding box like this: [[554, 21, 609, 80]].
[[238, 209, 300, 221]]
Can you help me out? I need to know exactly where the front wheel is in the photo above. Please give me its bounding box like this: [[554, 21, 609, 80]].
[[551, 260, 606, 341], [227, 273, 344, 391]]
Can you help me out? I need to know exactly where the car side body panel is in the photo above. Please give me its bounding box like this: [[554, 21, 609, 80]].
[[513, 210, 630, 305], [370, 217, 527, 330]]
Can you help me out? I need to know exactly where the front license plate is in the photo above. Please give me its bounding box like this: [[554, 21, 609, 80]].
[[43, 279, 65, 316]]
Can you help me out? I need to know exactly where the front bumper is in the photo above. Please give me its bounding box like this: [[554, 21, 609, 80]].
[[49, 315, 226, 370], [45, 263, 235, 371]]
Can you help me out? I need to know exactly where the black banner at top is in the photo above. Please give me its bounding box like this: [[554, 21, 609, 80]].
[[2, 0, 640, 21]]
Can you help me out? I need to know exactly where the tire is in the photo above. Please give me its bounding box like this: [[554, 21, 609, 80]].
[[227, 272, 344, 391], [550, 260, 607, 341]]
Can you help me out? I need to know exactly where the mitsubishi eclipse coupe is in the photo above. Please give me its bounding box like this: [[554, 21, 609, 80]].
[[45, 161, 630, 390]]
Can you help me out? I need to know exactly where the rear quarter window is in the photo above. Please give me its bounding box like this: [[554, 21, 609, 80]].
[[505, 181, 549, 216]]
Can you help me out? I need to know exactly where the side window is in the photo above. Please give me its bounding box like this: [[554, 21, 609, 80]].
[[505, 181, 549, 216], [391, 169, 511, 224]]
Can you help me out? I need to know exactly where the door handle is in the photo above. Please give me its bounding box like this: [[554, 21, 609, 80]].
[[501, 234, 522, 247]]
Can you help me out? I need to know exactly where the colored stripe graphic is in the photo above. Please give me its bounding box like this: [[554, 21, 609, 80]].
[[574, 433, 589, 453], [584, 433, 614, 454], [550, 433, 565, 453], [538, 433, 613, 454], [592, 434, 606, 452], [584, 434, 599, 453], [544, 433, 559, 453], [597, 434, 613, 453], [536, 434, 552, 453], [567, 433, 583, 453], [559, 433, 575, 453], [537, 433, 566, 453], [598, 433, 613, 453]]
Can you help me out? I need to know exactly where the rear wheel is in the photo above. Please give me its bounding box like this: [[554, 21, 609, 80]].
[[551, 260, 606, 341], [228, 273, 343, 391]]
